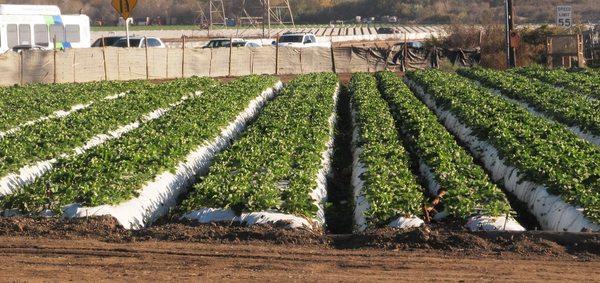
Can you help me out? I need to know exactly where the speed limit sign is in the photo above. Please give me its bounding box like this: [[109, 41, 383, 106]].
[[556, 5, 572, 27]]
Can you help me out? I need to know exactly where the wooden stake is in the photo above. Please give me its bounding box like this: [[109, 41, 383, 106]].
[[20, 50, 24, 86], [144, 36, 149, 80], [403, 33, 408, 72], [275, 34, 280, 75], [228, 37, 233, 77], [366, 47, 370, 72], [181, 35, 186, 78], [299, 49, 303, 74], [330, 45, 337, 73], [102, 36, 108, 81], [166, 48, 169, 79], [53, 35, 57, 83]]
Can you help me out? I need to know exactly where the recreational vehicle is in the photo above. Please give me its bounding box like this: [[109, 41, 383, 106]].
[[0, 4, 90, 53]]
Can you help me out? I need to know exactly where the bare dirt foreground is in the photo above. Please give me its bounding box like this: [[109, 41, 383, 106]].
[[0, 217, 599, 282]]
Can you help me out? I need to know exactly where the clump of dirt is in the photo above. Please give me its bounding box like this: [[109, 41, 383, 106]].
[[0, 216, 132, 242], [135, 219, 326, 245], [0, 216, 598, 259]]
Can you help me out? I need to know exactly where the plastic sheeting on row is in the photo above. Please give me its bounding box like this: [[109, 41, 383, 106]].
[[388, 45, 481, 71], [0, 45, 479, 86]]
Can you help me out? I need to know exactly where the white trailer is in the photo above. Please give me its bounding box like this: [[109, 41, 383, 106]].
[[0, 4, 90, 53]]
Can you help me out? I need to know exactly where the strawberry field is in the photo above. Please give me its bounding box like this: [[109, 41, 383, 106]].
[[0, 68, 598, 233]]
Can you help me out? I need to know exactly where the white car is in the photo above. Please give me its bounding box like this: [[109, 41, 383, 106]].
[[113, 36, 166, 48], [276, 33, 320, 47]]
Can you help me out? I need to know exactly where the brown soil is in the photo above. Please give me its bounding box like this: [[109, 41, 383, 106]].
[[0, 217, 599, 281]]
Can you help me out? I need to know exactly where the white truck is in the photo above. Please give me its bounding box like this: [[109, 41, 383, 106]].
[[0, 4, 90, 53], [275, 33, 330, 48]]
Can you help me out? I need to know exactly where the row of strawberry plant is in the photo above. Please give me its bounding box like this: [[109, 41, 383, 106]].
[[0, 76, 279, 229], [407, 70, 599, 231], [459, 68, 600, 142], [376, 71, 520, 230], [180, 73, 339, 226], [512, 66, 600, 100], [0, 81, 148, 132], [349, 73, 425, 231], [0, 77, 218, 194]]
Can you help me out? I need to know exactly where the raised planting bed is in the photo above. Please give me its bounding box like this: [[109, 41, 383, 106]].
[[376, 71, 523, 231], [0, 80, 149, 134], [349, 73, 425, 232], [459, 68, 600, 145], [1, 76, 281, 229], [0, 77, 218, 197], [407, 69, 599, 232], [513, 66, 600, 100], [181, 73, 339, 229]]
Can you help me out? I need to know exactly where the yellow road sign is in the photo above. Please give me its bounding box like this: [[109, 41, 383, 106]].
[[112, 0, 137, 19]]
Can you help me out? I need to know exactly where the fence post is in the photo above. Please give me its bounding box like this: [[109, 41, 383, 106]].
[[20, 51, 24, 86], [250, 48, 254, 75], [102, 36, 108, 81], [209, 48, 213, 77], [145, 36, 149, 80], [166, 48, 169, 79], [403, 33, 408, 72], [330, 45, 337, 73], [72, 48, 76, 83], [53, 36, 57, 83], [275, 34, 280, 75], [181, 35, 186, 78], [228, 37, 233, 77], [299, 48, 303, 74], [366, 47, 370, 72]]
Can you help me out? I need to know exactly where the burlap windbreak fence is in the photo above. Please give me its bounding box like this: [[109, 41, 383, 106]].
[[0, 45, 480, 86]]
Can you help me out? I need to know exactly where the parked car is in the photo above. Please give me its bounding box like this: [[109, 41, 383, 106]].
[[377, 27, 398, 34], [203, 38, 244, 48], [91, 36, 124, 47], [112, 37, 166, 48], [226, 41, 261, 48], [275, 33, 319, 47]]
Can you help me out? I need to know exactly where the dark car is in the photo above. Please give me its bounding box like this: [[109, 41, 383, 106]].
[[203, 39, 232, 48], [377, 27, 397, 34], [91, 36, 124, 47]]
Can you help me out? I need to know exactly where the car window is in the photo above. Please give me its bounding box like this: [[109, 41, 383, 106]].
[[7, 24, 18, 48], [303, 36, 313, 44], [65, 25, 80, 43], [114, 39, 141, 47], [147, 38, 162, 47], [279, 35, 303, 43], [19, 24, 31, 45], [228, 42, 246, 47], [310, 36, 316, 43], [218, 40, 229, 47], [34, 24, 49, 47], [50, 24, 65, 42]]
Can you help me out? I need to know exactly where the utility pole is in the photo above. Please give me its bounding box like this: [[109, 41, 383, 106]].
[[505, 0, 517, 68]]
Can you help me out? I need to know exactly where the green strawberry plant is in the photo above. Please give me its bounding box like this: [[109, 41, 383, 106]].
[[377, 71, 512, 219], [1, 75, 275, 212], [459, 67, 600, 138], [349, 73, 425, 227], [408, 70, 600, 223]]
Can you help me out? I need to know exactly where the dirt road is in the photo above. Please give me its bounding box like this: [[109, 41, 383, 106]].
[[1, 236, 598, 282]]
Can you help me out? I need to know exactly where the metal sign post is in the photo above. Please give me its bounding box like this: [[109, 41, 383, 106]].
[[111, 0, 138, 47], [504, 0, 516, 68], [125, 18, 133, 47]]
